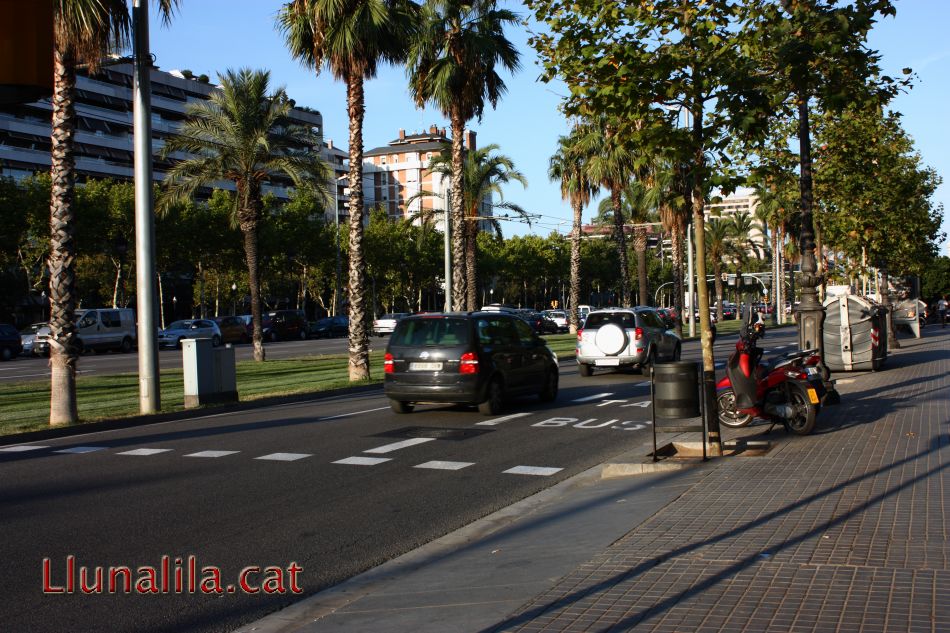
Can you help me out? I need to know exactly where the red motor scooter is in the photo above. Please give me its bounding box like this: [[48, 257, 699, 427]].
[[716, 313, 824, 435]]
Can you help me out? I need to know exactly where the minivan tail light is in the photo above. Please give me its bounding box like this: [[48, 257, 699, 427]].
[[384, 352, 394, 373], [635, 327, 643, 340], [459, 351, 479, 374]]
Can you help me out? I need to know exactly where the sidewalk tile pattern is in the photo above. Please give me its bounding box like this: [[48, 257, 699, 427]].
[[493, 336, 949, 632]]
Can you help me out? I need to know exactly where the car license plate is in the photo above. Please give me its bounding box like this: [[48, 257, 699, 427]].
[[806, 367, 818, 376], [806, 388, 820, 404], [409, 362, 442, 371], [595, 358, 621, 366]]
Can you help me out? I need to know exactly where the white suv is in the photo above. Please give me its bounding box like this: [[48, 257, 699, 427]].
[[576, 308, 681, 376], [373, 313, 408, 336]]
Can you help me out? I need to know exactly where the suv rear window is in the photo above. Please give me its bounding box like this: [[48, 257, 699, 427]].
[[584, 312, 636, 329], [391, 317, 471, 346]]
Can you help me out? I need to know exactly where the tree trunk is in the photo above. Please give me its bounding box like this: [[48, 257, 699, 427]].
[[465, 210, 478, 311], [611, 186, 630, 306], [346, 75, 370, 380], [48, 48, 79, 426], [633, 227, 648, 306], [449, 108, 467, 310], [671, 227, 685, 339], [569, 199, 582, 333], [238, 190, 265, 362]]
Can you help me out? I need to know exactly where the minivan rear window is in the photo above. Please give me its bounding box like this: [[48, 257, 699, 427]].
[[584, 312, 636, 329], [392, 317, 470, 346]]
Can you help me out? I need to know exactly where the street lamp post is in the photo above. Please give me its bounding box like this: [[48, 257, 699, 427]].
[[231, 282, 237, 316]]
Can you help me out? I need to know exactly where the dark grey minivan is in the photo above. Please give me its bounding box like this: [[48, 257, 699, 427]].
[[384, 312, 559, 415]]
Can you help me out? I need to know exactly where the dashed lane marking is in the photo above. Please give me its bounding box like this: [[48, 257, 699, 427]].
[[185, 450, 240, 458], [255, 452, 312, 462], [333, 456, 392, 466], [572, 393, 613, 403], [0, 445, 49, 452], [364, 438, 436, 454], [54, 446, 106, 454], [414, 461, 474, 471], [503, 465, 563, 477], [117, 448, 173, 456], [321, 406, 391, 421], [476, 412, 532, 426]]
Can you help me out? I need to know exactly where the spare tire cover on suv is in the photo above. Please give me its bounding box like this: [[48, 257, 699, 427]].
[[594, 323, 627, 355]]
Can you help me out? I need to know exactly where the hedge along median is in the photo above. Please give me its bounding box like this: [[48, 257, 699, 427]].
[[0, 334, 581, 437]]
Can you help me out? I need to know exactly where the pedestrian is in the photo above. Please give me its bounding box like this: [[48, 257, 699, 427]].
[[937, 295, 948, 328]]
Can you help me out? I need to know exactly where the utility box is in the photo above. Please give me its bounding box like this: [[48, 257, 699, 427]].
[[822, 295, 887, 372], [182, 338, 238, 408], [893, 299, 925, 339]]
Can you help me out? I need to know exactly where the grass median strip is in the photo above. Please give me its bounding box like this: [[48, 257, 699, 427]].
[[0, 333, 580, 437]]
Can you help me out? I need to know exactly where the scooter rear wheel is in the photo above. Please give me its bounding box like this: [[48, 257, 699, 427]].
[[786, 385, 817, 435], [717, 388, 753, 428]]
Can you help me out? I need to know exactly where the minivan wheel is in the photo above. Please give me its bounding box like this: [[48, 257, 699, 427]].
[[0, 346, 12, 361], [478, 378, 505, 415], [578, 363, 593, 377], [269, 331, 278, 342], [120, 337, 133, 353], [211, 335, 222, 347], [389, 399, 414, 414], [539, 368, 558, 402]]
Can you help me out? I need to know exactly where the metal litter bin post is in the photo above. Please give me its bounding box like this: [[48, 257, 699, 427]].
[[651, 361, 707, 461]]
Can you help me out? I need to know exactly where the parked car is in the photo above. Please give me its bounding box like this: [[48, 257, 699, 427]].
[[158, 319, 221, 349], [541, 310, 569, 333], [0, 323, 23, 361], [655, 308, 677, 329], [19, 322, 47, 356], [516, 309, 560, 335], [34, 308, 136, 355], [214, 315, 249, 344], [310, 316, 348, 339], [576, 307, 681, 376], [373, 312, 408, 336], [261, 310, 309, 342], [383, 311, 559, 415]]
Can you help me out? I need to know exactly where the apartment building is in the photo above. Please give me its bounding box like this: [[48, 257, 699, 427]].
[[707, 189, 767, 257], [0, 62, 342, 208]]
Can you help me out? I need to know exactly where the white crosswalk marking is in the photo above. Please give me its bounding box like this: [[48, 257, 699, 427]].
[[572, 393, 613, 403], [333, 456, 391, 466], [185, 450, 239, 458], [476, 412, 531, 426], [364, 438, 435, 454], [117, 448, 172, 456], [414, 460, 474, 470], [54, 446, 106, 454], [255, 453, 311, 462], [0, 445, 49, 452], [503, 465, 563, 476]]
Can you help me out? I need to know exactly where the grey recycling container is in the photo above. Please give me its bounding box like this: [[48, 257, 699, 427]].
[[652, 361, 701, 419], [822, 295, 887, 372]]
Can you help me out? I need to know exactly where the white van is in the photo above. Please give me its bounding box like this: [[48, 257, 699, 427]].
[[35, 308, 136, 355]]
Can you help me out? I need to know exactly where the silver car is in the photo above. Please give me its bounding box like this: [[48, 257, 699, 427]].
[[158, 319, 222, 349], [373, 312, 408, 337], [576, 308, 681, 376]]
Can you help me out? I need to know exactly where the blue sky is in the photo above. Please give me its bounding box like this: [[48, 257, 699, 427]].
[[147, 0, 948, 250]]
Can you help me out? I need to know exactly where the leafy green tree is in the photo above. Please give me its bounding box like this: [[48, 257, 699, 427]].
[[548, 130, 597, 332], [425, 144, 528, 309], [159, 68, 327, 362], [280, 0, 418, 380], [407, 0, 520, 310]]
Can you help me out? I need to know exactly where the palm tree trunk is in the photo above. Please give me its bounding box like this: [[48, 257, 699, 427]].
[[634, 227, 648, 306], [450, 108, 467, 310], [569, 200, 582, 333], [465, 212, 478, 311], [347, 75, 370, 379], [611, 186, 630, 306], [49, 48, 79, 426], [238, 195, 265, 362], [671, 228, 685, 339]]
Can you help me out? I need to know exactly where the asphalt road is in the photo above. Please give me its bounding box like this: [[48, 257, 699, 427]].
[[0, 329, 801, 633]]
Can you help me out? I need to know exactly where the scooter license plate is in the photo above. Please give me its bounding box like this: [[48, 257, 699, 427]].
[[806, 388, 820, 404]]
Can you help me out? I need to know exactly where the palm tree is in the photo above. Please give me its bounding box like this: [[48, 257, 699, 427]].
[[407, 0, 520, 310], [47, 0, 177, 426], [597, 182, 655, 306], [159, 68, 329, 362], [549, 130, 597, 333], [280, 0, 418, 380], [574, 117, 636, 306], [425, 144, 528, 310], [730, 210, 756, 301], [705, 218, 731, 321], [656, 161, 690, 337]]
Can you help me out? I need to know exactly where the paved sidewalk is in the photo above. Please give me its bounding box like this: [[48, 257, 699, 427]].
[[240, 330, 948, 633]]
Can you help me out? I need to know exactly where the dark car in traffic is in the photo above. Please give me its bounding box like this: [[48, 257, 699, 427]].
[[0, 323, 23, 361], [384, 311, 559, 415], [262, 310, 309, 341], [310, 316, 349, 339], [214, 315, 249, 344], [516, 309, 560, 335]]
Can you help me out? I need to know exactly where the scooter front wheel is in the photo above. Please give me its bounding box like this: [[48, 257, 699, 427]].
[[786, 384, 817, 435], [717, 388, 754, 428]]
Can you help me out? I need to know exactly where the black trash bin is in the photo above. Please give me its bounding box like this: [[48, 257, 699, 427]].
[[652, 361, 701, 419]]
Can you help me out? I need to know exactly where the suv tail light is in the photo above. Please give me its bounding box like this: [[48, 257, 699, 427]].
[[577, 329, 583, 342], [460, 351, 479, 374], [383, 352, 394, 373], [634, 327, 643, 340]]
